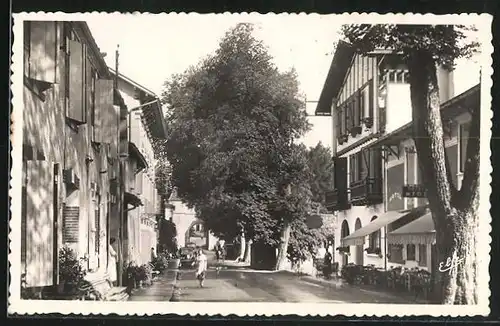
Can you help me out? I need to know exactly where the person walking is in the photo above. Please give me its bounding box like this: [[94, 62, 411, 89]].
[[195, 248, 208, 288], [108, 238, 118, 286]]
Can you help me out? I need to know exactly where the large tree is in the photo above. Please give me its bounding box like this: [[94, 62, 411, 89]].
[[162, 23, 310, 269], [342, 24, 480, 304]]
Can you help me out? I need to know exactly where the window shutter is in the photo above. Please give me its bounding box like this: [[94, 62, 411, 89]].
[[368, 80, 374, 119], [67, 40, 85, 123], [94, 79, 114, 143], [63, 205, 79, 244], [24, 160, 55, 287], [361, 149, 369, 179], [28, 21, 57, 83], [353, 94, 360, 127], [136, 171, 143, 195], [109, 105, 120, 158], [119, 104, 129, 158]]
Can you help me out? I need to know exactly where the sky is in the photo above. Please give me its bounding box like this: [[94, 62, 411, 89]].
[[87, 14, 339, 149], [86, 14, 484, 152], [87, 14, 341, 109]]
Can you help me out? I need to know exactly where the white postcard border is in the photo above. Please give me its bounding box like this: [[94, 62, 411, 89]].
[[9, 12, 494, 317]]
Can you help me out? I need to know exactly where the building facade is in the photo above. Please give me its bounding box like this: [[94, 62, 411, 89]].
[[315, 41, 480, 272], [21, 21, 120, 290], [110, 69, 167, 266]]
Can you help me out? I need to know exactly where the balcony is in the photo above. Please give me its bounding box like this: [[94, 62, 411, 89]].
[[350, 177, 383, 206], [325, 188, 351, 212]]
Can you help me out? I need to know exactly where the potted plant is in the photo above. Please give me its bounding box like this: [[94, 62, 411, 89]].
[[362, 117, 374, 129], [58, 246, 87, 295], [350, 125, 362, 137]]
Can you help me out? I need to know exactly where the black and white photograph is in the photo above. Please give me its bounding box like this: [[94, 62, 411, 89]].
[[9, 12, 492, 316]]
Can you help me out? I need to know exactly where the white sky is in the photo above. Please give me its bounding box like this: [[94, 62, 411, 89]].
[[86, 14, 483, 151], [87, 14, 341, 105], [87, 14, 340, 149]]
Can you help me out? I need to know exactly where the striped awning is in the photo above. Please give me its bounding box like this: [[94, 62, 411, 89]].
[[387, 212, 435, 245], [341, 210, 409, 246]]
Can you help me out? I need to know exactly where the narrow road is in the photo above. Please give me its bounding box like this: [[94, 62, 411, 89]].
[[131, 267, 420, 303]]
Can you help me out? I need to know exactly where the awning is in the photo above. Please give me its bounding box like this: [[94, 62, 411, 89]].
[[125, 191, 143, 209], [128, 142, 148, 172], [388, 212, 435, 245], [341, 210, 410, 246]]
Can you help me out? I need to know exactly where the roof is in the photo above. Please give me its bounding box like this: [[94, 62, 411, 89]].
[[388, 212, 435, 245], [109, 69, 168, 140], [73, 22, 110, 78], [315, 41, 356, 115]]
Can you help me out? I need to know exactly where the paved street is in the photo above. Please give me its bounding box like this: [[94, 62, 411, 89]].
[[130, 266, 423, 303]]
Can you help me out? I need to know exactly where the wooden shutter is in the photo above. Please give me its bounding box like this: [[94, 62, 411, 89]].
[[368, 79, 374, 119], [119, 104, 129, 157], [340, 105, 346, 135], [28, 21, 57, 83], [99, 144, 109, 174], [353, 94, 360, 127], [94, 79, 114, 143], [86, 58, 93, 130], [25, 161, 55, 287], [63, 206, 79, 244], [361, 149, 369, 180], [67, 40, 85, 123], [349, 155, 355, 185], [109, 105, 120, 158], [136, 171, 144, 195]]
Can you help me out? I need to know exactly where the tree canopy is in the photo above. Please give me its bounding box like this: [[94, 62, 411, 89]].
[[162, 23, 313, 254]]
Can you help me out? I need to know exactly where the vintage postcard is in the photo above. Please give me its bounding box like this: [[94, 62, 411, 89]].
[[9, 12, 493, 317]]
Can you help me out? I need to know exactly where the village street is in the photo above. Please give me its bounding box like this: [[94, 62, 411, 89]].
[[129, 252, 424, 303]]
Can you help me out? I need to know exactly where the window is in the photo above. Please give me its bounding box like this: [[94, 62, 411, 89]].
[[406, 151, 416, 208], [460, 122, 471, 172], [445, 145, 458, 187], [349, 152, 363, 184], [406, 244, 416, 261], [368, 216, 381, 252], [388, 244, 404, 263], [418, 244, 427, 267]]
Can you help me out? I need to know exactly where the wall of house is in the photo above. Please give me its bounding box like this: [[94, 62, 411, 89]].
[[22, 21, 118, 288], [334, 203, 385, 269]]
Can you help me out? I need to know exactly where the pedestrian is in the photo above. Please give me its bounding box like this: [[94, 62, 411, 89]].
[[150, 247, 157, 262], [108, 238, 118, 286], [195, 248, 208, 288], [323, 251, 333, 280]]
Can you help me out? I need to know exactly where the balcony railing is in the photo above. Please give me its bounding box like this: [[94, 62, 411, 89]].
[[325, 188, 351, 212], [350, 177, 383, 206]]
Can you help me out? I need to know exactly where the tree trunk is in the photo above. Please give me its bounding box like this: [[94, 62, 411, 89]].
[[432, 206, 479, 304], [407, 50, 480, 304], [243, 239, 252, 263], [274, 220, 292, 270]]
